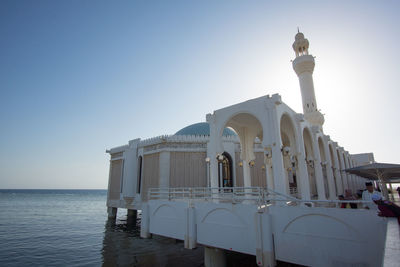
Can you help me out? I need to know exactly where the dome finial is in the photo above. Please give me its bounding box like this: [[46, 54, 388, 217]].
[[297, 27, 299, 33]]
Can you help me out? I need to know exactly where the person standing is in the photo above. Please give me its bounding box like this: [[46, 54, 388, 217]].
[[362, 182, 382, 210], [397, 187, 400, 198]]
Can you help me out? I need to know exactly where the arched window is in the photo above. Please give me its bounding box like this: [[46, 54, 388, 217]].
[[218, 152, 233, 187]]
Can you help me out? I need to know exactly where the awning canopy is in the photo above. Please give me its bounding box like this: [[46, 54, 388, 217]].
[[345, 163, 400, 181], [345, 162, 400, 198]]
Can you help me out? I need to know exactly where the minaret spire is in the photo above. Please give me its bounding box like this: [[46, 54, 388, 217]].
[[292, 31, 324, 128]]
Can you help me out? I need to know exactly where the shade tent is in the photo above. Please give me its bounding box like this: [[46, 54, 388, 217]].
[[345, 162, 400, 199]]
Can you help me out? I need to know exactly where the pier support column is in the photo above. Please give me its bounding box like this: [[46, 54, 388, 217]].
[[127, 209, 137, 218], [140, 204, 151, 238], [255, 211, 275, 267], [107, 207, 117, 219], [184, 205, 197, 249], [204, 247, 226, 267], [127, 209, 137, 224]]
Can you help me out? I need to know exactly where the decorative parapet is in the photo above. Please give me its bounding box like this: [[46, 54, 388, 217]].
[[138, 133, 240, 148]]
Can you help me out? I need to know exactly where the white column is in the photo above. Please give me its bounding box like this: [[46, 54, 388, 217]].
[[345, 154, 352, 191], [236, 126, 257, 188], [311, 135, 326, 200], [323, 138, 336, 199], [122, 139, 140, 199], [184, 205, 197, 249], [264, 153, 274, 191], [337, 149, 348, 191], [330, 143, 343, 195], [140, 203, 151, 238], [207, 113, 222, 188], [271, 143, 288, 196], [297, 152, 311, 200], [255, 211, 275, 267], [267, 102, 289, 197]]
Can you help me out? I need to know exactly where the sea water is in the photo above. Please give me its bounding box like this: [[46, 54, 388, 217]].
[[0, 189, 205, 267]]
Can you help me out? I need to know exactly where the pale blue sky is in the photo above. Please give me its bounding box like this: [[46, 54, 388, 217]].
[[1, 0, 399, 189]]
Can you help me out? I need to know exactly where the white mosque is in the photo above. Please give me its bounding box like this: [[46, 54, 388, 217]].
[[107, 31, 372, 207], [105, 32, 385, 267]]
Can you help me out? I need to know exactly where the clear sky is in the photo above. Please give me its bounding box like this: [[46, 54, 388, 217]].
[[1, 0, 399, 189]]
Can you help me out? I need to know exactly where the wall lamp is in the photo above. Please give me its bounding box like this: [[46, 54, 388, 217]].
[[264, 147, 272, 158], [281, 146, 290, 156]]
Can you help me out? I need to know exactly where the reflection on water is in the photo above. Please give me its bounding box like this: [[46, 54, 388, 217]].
[[101, 213, 204, 267]]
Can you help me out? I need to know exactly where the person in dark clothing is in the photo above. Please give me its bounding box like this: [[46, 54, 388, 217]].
[[372, 194, 400, 224]]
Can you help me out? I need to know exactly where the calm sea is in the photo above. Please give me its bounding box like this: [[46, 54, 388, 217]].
[[0, 189, 206, 267]]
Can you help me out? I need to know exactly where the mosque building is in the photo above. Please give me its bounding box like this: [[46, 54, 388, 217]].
[[106, 31, 372, 214]]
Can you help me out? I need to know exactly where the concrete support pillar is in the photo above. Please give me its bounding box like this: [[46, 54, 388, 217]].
[[107, 207, 117, 219], [184, 206, 197, 249], [127, 209, 137, 219], [140, 204, 151, 238], [255, 211, 275, 267], [204, 247, 226, 267], [159, 151, 170, 188], [127, 209, 137, 225]]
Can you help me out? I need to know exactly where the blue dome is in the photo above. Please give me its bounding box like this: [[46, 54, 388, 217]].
[[175, 122, 237, 136]]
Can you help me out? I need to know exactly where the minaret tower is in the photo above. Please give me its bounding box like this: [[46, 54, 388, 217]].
[[292, 31, 324, 128]]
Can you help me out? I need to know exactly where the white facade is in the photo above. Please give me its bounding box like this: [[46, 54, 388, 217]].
[[105, 32, 386, 267], [106, 32, 368, 208]]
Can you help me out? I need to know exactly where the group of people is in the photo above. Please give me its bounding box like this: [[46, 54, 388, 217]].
[[339, 182, 400, 224]]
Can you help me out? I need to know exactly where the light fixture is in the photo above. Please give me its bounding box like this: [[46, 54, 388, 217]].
[[249, 160, 255, 167], [308, 159, 314, 168], [264, 147, 272, 158], [205, 157, 210, 163], [238, 161, 243, 167], [282, 146, 290, 156]]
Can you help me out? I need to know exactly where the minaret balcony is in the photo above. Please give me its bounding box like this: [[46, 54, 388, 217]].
[[292, 54, 315, 75]]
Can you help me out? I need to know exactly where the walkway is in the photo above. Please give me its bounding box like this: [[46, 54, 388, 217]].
[[384, 193, 400, 267]]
